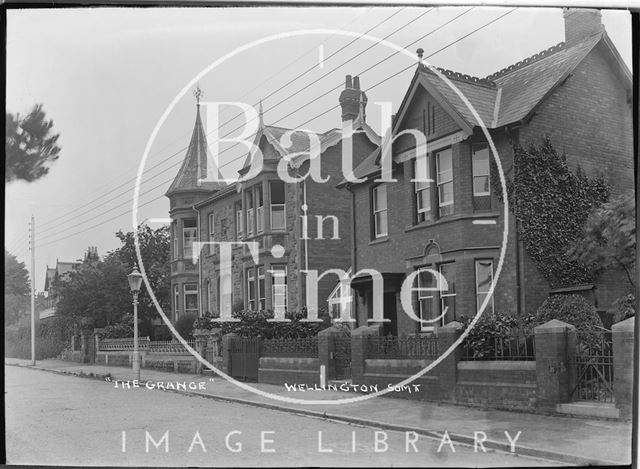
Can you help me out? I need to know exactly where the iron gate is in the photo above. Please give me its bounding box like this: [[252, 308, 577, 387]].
[[333, 336, 351, 380], [230, 337, 262, 381], [571, 331, 614, 402]]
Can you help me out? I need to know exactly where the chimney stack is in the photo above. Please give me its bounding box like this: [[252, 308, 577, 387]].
[[563, 8, 603, 45], [339, 74, 368, 122]]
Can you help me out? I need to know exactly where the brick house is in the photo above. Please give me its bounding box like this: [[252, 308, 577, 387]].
[[167, 76, 379, 320], [338, 8, 633, 336]]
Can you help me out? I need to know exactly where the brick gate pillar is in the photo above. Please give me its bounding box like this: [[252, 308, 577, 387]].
[[534, 319, 576, 412], [612, 316, 634, 420], [351, 325, 381, 384], [435, 321, 462, 402], [220, 333, 237, 375]]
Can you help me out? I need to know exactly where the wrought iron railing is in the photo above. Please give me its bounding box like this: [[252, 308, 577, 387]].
[[148, 340, 196, 355], [461, 332, 535, 361], [99, 337, 150, 351], [366, 335, 438, 359], [262, 337, 318, 358]]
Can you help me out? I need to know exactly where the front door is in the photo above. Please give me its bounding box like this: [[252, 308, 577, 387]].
[[383, 292, 398, 336]]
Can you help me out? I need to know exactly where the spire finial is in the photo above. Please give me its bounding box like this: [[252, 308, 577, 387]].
[[416, 48, 425, 68], [193, 84, 203, 106], [258, 99, 264, 128]]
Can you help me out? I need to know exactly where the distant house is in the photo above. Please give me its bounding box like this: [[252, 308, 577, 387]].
[[166, 76, 379, 320], [338, 8, 633, 336], [42, 246, 99, 317]]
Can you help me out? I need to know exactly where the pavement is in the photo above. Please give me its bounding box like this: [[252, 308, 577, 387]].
[[5, 358, 633, 466]]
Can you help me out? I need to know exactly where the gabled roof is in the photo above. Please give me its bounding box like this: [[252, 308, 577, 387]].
[[343, 30, 631, 186], [166, 105, 225, 196]]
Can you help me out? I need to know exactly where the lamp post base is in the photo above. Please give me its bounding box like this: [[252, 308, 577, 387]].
[[132, 351, 141, 381]]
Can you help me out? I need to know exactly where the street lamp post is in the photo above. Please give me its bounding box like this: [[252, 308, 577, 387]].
[[127, 268, 143, 381]]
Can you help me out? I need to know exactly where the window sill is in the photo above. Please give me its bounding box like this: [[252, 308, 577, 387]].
[[404, 211, 500, 233], [369, 237, 389, 246]]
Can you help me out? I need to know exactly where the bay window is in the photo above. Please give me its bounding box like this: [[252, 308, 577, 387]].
[[258, 266, 266, 310], [439, 262, 456, 323], [247, 268, 256, 310], [235, 203, 243, 239], [417, 269, 438, 330]]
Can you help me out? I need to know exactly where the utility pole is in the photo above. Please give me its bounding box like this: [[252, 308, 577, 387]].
[[29, 215, 36, 366]]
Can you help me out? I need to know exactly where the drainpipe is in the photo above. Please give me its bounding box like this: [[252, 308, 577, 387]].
[[346, 183, 358, 325], [303, 180, 309, 273], [295, 181, 303, 310]]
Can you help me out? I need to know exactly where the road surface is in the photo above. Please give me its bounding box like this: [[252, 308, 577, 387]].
[[5, 366, 559, 466]]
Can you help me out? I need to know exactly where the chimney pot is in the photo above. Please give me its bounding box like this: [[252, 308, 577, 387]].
[[353, 76, 360, 90], [345, 75, 353, 88], [417, 48, 424, 59]]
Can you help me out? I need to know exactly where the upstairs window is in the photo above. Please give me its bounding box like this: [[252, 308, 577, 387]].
[[270, 181, 286, 231], [235, 203, 243, 239], [414, 157, 431, 223], [208, 213, 215, 254], [182, 219, 197, 260], [172, 223, 178, 260], [372, 184, 388, 239], [436, 148, 454, 217], [246, 190, 254, 236], [472, 143, 491, 210], [256, 184, 264, 234]]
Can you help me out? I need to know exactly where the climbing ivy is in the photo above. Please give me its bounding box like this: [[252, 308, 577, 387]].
[[495, 136, 610, 288]]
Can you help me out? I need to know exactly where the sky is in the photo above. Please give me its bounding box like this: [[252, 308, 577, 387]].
[[5, 6, 632, 291]]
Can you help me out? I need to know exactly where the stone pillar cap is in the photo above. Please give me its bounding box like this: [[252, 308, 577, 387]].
[[612, 315, 635, 332], [534, 318, 576, 333]]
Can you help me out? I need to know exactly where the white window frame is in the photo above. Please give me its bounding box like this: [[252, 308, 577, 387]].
[[173, 284, 180, 319], [417, 269, 438, 331], [475, 259, 495, 315], [414, 157, 431, 223], [271, 265, 287, 314], [438, 262, 456, 323], [472, 143, 491, 197], [172, 223, 178, 260], [257, 266, 266, 310], [208, 213, 215, 254], [182, 219, 197, 260], [246, 191, 254, 237], [270, 181, 286, 231], [436, 148, 454, 216], [256, 185, 264, 234], [184, 283, 198, 315], [327, 271, 352, 320], [236, 207, 243, 239], [372, 184, 388, 238], [247, 268, 256, 310]]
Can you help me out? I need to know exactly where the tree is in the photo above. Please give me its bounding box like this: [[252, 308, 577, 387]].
[[113, 225, 171, 336], [53, 224, 170, 338], [4, 250, 30, 325], [568, 192, 636, 291], [6, 104, 61, 183]]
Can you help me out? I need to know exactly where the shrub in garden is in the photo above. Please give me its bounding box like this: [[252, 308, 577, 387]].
[[534, 294, 603, 332], [98, 315, 134, 339], [174, 313, 198, 340], [458, 312, 535, 360]]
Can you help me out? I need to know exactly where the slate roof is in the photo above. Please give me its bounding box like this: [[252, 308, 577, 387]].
[[166, 105, 226, 196], [344, 31, 630, 185]]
